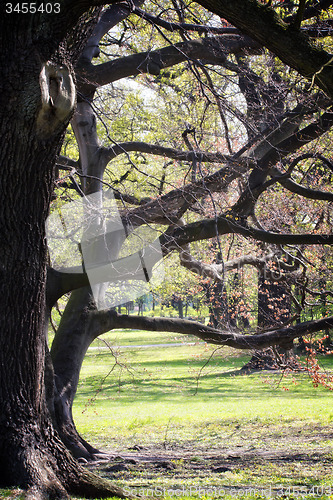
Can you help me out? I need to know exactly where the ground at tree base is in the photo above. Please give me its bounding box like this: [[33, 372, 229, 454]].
[[1, 421, 332, 499], [76, 420, 333, 499]]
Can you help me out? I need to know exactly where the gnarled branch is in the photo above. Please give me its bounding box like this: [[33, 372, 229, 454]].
[[93, 310, 333, 351], [80, 34, 260, 91], [195, 0, 333, 99]]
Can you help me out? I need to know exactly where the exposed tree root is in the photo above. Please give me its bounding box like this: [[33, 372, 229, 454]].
[[25, 484, 69, 500], [21, 457, 139, 500], [65, 468, 139, 499], [56, 416, 103, 462], [47, 450, 140, 499], [0, 426, 139, 500]]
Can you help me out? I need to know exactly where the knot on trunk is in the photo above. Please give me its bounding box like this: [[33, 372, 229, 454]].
[[37, 62, 75, 138]]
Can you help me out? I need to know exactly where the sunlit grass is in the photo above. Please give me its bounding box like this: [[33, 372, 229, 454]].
[[4, 329, 333, 499], [73, 329, 333, 449]]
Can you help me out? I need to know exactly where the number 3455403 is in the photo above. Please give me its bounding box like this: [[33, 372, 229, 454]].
[[5, 3, 60, 13]]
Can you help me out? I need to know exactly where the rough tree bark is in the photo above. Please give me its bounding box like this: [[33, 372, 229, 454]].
[[0, 4, 134, 498]]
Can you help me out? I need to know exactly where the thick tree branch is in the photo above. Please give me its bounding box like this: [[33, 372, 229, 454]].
[[271, 167, 333, 202], [164, 215, 333, 249], [93, 310, 333, 351], [80, 35, 260, 90], [194, 0, 333, 98], [103, 141, 233, 164], [179, 245, 223, 281], [179, 245, 276, 281], [78, 2, 141, 64], [126, 160, 247, 226], [223, 254, 271, 273]]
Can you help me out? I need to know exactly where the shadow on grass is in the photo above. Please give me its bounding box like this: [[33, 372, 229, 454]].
[[77, 352, 327, 405]]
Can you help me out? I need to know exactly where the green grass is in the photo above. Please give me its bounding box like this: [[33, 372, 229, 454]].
[[2, 492, 332, 500], [69, 330, 333, 499], [3, 329, 333, 499], [74, 330, 333, 446]]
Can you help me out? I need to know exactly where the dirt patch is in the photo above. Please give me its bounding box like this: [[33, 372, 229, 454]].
[[87, 424, 333, 496]]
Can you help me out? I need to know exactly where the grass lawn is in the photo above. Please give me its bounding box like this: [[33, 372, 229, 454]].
[[73, 329, 333, 499], [75, 329, 333, 437], [2, 328, 333, 499]]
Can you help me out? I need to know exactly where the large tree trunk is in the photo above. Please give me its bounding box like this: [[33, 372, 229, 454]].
[[46, 5, 136, 460], [50, 288, 105, 461], [0, 13, 131, 499], [0, 37, 63, 492], [242, 266, 292, 372]]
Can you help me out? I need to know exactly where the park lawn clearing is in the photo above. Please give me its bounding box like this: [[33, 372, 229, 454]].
[[3, 329, 332, 499], [71, 329, 333, 498]]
